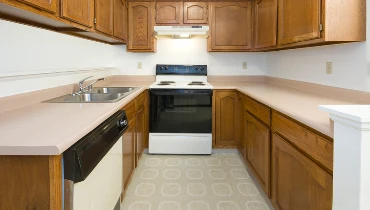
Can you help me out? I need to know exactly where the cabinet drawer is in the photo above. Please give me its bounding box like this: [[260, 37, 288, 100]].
[[272, 111, 333, 172], [135, 92, 146, 111], [244, 96, 271, 126], [123, 100, 136, 122]]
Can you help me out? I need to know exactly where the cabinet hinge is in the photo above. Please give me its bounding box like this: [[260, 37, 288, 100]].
[[94, 18, 97, 24], [319, 24, 323, 31]]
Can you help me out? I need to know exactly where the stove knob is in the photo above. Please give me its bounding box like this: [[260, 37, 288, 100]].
[[200, 67, 205, 71], [165, 66, 169, 70], [159, 66, 164, 70], [195, 67, 199, 71]]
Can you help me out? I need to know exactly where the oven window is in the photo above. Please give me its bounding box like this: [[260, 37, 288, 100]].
[[150, 91, 212, 133]]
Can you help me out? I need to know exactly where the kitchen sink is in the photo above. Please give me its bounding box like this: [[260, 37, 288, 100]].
[[44, 87, 140, 103]]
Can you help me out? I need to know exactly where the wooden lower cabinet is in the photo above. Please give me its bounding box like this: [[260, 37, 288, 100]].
[[271, 133, 333, 210], [245, 112, 270, 196], [135, 107, 145, 166], [214, 90, 238, 147], [122, 118, 135, 193], [237, 93, 246, 156]]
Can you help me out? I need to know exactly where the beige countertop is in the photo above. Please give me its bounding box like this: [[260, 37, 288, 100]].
[[0, 80, 351, 155], [211, 81, 352, 138]]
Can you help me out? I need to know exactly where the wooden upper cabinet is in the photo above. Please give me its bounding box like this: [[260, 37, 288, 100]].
[[254, 0, 277, 50], [183, 2, 208, 24], [128, 1, 156, 52], [272, 133, 333, 210], [215, 91, 238, 146], [114, 0, 127, 41], [95, 0, 114, 35], [245, 112, 270, 196], [156, 2, 182, 24], [278, 0, 321, 45], [209, 2, 252, 51], [61, 0, 91, 27], [16, 0, 56, 13]]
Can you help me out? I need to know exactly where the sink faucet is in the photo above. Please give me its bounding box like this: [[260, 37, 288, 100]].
[[74, 76, 106, 95]]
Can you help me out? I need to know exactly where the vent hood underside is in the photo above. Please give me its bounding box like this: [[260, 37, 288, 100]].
[[154, 26, 209, 39]]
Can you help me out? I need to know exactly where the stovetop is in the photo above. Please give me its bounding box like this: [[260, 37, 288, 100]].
[[150, 64, 213, 90]]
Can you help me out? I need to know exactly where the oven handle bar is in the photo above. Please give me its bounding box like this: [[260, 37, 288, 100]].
[[150, 89, 213, 96]]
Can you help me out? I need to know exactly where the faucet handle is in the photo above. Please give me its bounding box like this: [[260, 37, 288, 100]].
[[78, 76, 93, 90]]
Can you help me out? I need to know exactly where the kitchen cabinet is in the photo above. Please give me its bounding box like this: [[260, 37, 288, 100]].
[[114, 0, 127, 41], [128, 1, 156, 52], [183, 2, 208, 24], [208, 2, 252, 52], [16, 0, 57, 13], [214, 90, 238, 147], [135, 107, 144, 166], [60, 0, 92, 27], [271, 133, 333, 210], [254, 0, 277, 50], [156, 2, 182, 24], [245, 111, 270, 196], [237, 93, 246, 157], [122, 117, 135, 194], [95, 0, 114, 35]]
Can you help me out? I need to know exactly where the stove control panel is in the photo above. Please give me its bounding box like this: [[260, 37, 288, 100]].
[[156, 64, 207, 75]]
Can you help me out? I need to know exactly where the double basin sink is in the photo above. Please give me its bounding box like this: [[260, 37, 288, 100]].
[[45, 87, 139, 103]]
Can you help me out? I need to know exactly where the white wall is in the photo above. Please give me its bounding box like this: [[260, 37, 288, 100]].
[[113, 39, 267, 76], [266, 2, 370, 92]]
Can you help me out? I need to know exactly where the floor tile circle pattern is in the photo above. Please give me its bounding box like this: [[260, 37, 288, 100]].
[[122, 153, 273, 210]]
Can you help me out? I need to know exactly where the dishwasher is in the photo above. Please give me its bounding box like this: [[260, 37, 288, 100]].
[[63, 110, 128, 210]]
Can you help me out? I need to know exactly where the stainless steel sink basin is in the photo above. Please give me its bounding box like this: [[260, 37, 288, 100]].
[[91, 87, 139, 94], [43, 87, 140, 103]]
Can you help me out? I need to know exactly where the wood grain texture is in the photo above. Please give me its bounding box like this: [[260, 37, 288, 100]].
[[128, 1, 156, 52], [183, 2, 208, 24], [245, 112, 271, 196], [254, 0, 277, 49], [135, 91, 146, 111], [237, 92, 246, 157], [136, 107, 145, 165], [123, 100, 136, 122], [208, 1, 252, 51], [0, 155, 62, 210], [156, 1, 182, 24], [272, 111, 333, 173], [144, 90, 150, 148], [95, 0, 113, 35], [271, 133, 332, 210], [215, 90, 238, 146], [60, 0, 91, 27], [113, 0, 127, 40], [123, 117, 136, 191], [278, 0, 321, 45], [16, 0, 56, 13], [244, 95, 271, 126]]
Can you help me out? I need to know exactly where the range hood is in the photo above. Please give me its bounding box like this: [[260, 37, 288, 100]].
[[154, 26, 209, 39]]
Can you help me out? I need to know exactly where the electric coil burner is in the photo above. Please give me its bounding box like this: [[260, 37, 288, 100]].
[[149, 65, 213, 154]]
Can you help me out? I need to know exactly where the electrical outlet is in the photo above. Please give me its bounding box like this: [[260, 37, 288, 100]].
[[137, 62, 142, 69], [243, 62, 248, 69], [326, 62, 333, 74]]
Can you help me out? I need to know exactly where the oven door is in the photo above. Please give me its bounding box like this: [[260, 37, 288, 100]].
[[150, 89, 212, 134], [149, 89, 213, 154]]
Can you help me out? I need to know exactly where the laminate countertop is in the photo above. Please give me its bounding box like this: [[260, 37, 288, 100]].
[[210, 81, 352, 138], [0, 80, 351, 155]]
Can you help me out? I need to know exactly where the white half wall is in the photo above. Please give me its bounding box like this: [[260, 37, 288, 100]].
[[266, 2, 370, 92], [113, 39, 267, 76]]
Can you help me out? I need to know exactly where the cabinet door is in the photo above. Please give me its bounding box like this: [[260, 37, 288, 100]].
[[136, 107, 145, 165], [122, 118, 135, 191], [183, 2, 208, 24], [61, 0, 91, 27], [128, 2, 156, 51], [245, 112, 270, 195], [16, 0, 57, 13], [254, 0, 277, 49], [209, 2, 252, 51], [278, 0, 321, 45], [215, 91, 238, 146], [114, 0, 127, 40], [95, 0, 114, 35], [237, 93, 246, 157], [272, 134, 333, 210], [156, 2, 182, 24]]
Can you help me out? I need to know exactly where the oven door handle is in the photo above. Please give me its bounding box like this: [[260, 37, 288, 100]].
[[150, 89, 213, 96]]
